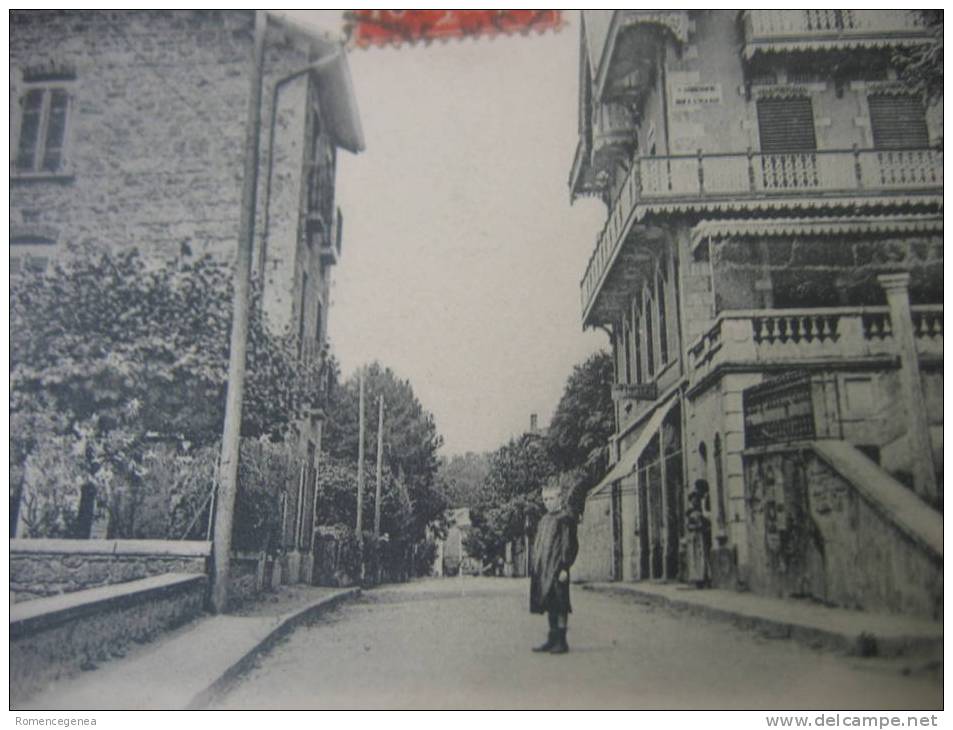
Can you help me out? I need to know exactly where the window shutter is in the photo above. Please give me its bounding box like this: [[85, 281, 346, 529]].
[[868, 95, 929, 149], [16, 89, 44, 171], [41, 89, 69, 172], [757, 97, 816, 153]]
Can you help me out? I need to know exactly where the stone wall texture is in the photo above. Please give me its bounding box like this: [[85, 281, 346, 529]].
[[11, 574, 206, 705], [10, 10, 311, 267], [10, 539, 210, 603], [743, 448, 942, 620], [574, 492, 614, 582]]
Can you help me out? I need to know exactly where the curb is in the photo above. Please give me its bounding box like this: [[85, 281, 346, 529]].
[[186, 587, 361, 709], [581, 584, 940, 659]]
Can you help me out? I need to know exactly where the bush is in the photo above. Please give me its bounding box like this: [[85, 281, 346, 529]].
[[234, 439, 296, 554], [313, 524, 363, 586]]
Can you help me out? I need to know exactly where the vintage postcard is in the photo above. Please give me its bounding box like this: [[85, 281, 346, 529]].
[[8, 9, 943, 716]]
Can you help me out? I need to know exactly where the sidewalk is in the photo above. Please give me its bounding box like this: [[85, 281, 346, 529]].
[[17, 585, 360, 711], [582, 582, 942, 658]]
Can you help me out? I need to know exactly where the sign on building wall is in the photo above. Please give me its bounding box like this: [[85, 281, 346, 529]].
[[671, 82, 723, 108]]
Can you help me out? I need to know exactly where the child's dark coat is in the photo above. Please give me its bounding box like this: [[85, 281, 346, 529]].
[[529, 510, 579, 614]]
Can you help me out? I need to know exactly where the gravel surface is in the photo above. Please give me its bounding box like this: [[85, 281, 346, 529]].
[[214, 577, 941, 710]]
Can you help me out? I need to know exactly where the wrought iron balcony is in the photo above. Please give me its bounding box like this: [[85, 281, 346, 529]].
[[743, 10, 931, 58], [580, 147, 942, 324], [687, 305, 943, 388]]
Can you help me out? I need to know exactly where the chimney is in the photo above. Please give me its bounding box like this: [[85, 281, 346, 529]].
[[530, 413, 538, 433]]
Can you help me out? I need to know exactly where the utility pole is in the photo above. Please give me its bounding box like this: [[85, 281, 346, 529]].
[[374, 396, 384, 583], [374, 396, 384, 538], [211, 10, 267, 614], [356, 372, 365, 538]]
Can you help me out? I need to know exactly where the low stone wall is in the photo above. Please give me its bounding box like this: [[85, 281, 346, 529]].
[[742, 442, 942, 620], [11, 573, 207, 704], [10, 539, 211, 603]]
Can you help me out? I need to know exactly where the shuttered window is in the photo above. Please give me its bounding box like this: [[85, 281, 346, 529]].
[[757, 97, 816, 153], [15, 86, 71, 173], [868, 95, 929, 149]]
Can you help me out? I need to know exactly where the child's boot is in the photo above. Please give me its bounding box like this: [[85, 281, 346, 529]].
[[549, 628, 569, 654], [532, 631, 556, 652]]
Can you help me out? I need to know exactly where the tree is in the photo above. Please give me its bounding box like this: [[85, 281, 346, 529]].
[[437, 451, 492, 508], [547, 350, 614, 511], [321, 362, 447, 546], [464, 433, 555, 563], [893, 11, 943, 111], [10, 246, 328, 537]]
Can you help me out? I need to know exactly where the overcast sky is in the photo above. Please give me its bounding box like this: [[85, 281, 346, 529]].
[[282, 11, 607, 456]]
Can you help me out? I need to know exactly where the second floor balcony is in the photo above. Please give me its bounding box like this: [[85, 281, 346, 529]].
[[742, 10, 932, 59], [580, 147, 942, 325], [687, 305, 942, 392]]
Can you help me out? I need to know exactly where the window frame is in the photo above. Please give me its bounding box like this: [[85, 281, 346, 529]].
[[755, 95, 817, 154], [867, 93, 929, 150], [12, 75, 75, 179]]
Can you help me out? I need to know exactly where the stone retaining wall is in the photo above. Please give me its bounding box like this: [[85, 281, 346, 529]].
[[11, 573, 207, 705], [10, 539, 210, 603]]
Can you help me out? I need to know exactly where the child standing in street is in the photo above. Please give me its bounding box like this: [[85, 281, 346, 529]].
[[529, 483, 579, 654]]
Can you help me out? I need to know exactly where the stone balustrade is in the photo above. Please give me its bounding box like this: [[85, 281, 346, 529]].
[[580, 148, 942, 320], [744, 9, 928, 43], [688, 305, 943, 385]]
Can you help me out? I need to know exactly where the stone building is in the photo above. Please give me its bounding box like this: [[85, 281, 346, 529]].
[[569, 11, 941, 619], [10, 10, 364, 582]]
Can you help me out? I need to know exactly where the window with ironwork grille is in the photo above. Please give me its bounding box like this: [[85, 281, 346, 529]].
[[13, 77, 73, 175]]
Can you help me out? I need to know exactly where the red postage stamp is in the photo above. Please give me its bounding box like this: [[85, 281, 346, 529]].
[[345, 10, 563, 48]]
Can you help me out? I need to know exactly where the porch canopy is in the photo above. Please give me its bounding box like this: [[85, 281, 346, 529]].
[[588, 394, 678, 499]]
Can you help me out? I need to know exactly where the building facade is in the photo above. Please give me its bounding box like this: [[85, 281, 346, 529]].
[[10, 10, 364, 582], [570, 11, 941, 619]]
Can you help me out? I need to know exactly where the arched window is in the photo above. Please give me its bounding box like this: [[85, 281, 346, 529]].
[[644, 291, 655, 377], [623, 314, 632, 384], [657, 271, 669, 366], [632, 301, 643, 384]]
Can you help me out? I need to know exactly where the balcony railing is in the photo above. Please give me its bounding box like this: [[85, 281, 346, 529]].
[[580, 147, 942, 320], [744, 10, 929, 52], [688, 305, 943, 385]]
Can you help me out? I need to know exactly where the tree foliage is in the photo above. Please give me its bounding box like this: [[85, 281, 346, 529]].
[[437, 451, 492, 508], [464, 434, 555, 563], [893, 11, 943, 110], [10, 246, 328, 536], [322, 361, 447, 542], [547, 350, 614, 510]]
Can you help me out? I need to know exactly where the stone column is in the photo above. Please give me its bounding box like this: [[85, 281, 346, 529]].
[[878, 273, 938, 504]]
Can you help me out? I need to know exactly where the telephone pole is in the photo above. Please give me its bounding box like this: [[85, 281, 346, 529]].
[[374, 396, 384, 538], [356, 372, 365, 538], [211, 10, 267, 614]]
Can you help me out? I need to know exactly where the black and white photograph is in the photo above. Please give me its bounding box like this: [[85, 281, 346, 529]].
[[8, 9, 944, 716]]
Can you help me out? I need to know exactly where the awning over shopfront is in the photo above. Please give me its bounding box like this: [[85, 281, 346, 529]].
[[587, 394, 679, 498]]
